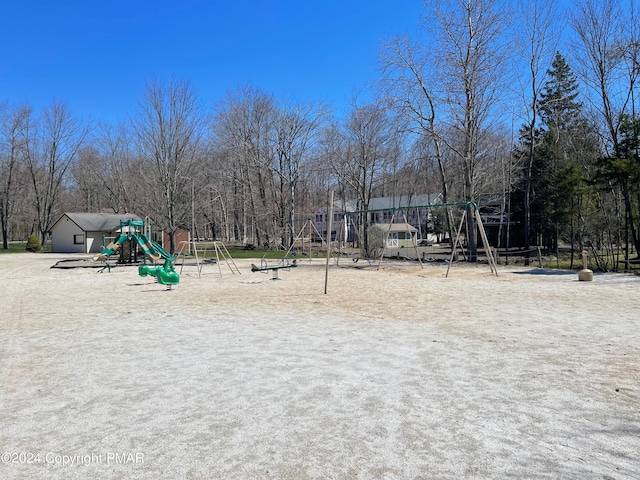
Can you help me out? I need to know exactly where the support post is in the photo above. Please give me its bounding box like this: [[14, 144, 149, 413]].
[[403, 209, 423, 269], [446, 206, 468, 278], [474, 208, 498, 276], [324, 191, 334, 295], [376, 217, 395, 271]]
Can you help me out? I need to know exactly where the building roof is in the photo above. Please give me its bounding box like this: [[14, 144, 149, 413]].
[[372, 223, 418, 233], [337, 194, 443, 213], [54, 212, 141, 232]]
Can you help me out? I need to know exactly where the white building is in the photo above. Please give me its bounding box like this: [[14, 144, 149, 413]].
[[50, 213, 141, 253], [312, 194, 443, 242]]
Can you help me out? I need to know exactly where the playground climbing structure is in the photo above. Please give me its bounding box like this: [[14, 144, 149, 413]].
[[93, 219, 180, 288]]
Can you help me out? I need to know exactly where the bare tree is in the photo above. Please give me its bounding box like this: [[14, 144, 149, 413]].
[[211, 86, 276, 246], [330, 99, 397, 255], [94, 122, 140, 213], [571, 0, 640, 259], [380, 34, 454, 241], [436, 0, 510, 259], [0, 103, 32, 249], [199, 144, 231, 241], [270, 100, 327, 247], [24, 100, 89, 247], [514, 0, 560, 257], [317, 119, 350, 226], [70, 145, 107, 212], [132, 77, 208, 252], [382, 0, 510, 259], [570, 0, 627, 154]]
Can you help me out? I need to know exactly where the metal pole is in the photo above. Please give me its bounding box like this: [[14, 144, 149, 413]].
[[191, 178, 195, 244], [324, 190, 334, 295]]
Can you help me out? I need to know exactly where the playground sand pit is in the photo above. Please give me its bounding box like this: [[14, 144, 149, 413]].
[[1, 253, 639, 479]]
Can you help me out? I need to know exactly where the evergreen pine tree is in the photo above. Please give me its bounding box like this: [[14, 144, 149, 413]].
[[517, 52, 596, 259], [539, 52, 583, 134], [593, 115, 640, 256]]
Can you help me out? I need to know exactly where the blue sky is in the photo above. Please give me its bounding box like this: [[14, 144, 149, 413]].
[[0, 1, 423, 123]]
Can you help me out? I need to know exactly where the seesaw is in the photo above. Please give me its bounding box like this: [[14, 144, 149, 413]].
[[251, 258, 297, 280]]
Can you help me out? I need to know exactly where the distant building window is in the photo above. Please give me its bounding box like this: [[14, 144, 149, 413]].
[[74, 234, 84, 245]]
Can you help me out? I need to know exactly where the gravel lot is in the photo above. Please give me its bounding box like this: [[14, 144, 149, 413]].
[[1, 253, 638, 479]]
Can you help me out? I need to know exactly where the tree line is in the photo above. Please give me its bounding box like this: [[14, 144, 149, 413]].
[[1, 0, 639, 270]]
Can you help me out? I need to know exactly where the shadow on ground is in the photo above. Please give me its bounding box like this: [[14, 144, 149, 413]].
[[512, 268, 577, 276]]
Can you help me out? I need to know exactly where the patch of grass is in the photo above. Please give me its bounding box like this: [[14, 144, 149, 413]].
[[217, 248, 287, 260], [183, 244, 327, 260], [540, 250, 640, 272], [0, 242, 52, 254], [541, 259, 579, 270]]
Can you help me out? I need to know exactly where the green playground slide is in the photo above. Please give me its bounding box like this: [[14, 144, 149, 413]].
[[136, 234, 179, 285], [94, 232, 179, 286], [137, 234, 163, 261], [93, 233, 129, 261]]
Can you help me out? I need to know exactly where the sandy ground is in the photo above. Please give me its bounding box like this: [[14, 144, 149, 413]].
[[0, 252, 639, 480]]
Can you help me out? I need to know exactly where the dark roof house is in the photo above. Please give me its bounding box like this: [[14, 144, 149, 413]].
[[50, 212, 141, 253]]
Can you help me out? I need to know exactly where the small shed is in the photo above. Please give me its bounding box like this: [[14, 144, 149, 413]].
[[50, 213, 141, 254], [374, 223, 419, 249]]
